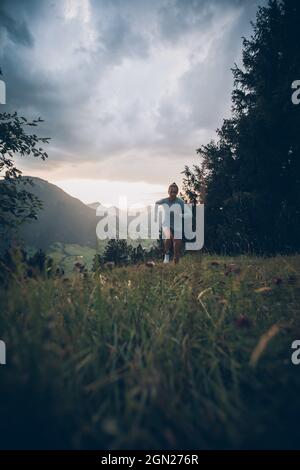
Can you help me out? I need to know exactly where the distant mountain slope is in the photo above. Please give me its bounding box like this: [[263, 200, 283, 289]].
[[19, 177, 98, 249], [87, 202, 101, 210]]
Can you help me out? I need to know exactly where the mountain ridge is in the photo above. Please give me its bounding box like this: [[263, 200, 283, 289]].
[[19, 177, 98, 249]]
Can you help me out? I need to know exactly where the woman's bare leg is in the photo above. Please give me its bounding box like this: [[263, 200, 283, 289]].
[[163, 227, 172, 255], [173, 239, 182, 264], [164, 238, 172, 255]]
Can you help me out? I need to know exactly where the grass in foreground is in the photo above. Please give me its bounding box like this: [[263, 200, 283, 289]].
[[0, 253, 300, 449]]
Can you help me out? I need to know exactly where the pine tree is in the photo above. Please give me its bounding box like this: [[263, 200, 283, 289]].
[[182, 0, 300, 254]]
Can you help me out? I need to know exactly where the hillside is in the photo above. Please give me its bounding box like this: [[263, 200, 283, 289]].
[[87, 202, 102, 211], [1, 253, 300, 449], [19, 177, 98, 249]]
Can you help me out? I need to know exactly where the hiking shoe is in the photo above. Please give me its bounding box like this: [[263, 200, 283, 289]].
[[163, 254, 170, 264]]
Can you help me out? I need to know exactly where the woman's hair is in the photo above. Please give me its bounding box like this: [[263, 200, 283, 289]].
[[168, 182, 179, 192]]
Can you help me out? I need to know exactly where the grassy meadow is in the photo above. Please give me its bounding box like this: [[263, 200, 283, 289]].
[[0, 253, 300, 449]]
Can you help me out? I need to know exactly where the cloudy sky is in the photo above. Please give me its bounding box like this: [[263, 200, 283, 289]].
[[0, 0, 263, 205]]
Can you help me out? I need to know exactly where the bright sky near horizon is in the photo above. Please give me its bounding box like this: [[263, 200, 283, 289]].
[[55, 178, 166, 207]]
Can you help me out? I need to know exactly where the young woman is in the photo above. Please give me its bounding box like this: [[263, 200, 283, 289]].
[[156, 182, 185, 264]]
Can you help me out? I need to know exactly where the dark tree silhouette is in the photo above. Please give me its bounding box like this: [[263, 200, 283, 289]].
[[182, 0, 300, 254], [0, 111, 50, 248]]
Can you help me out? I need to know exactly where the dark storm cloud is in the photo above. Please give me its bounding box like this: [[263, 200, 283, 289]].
[[0, 0, 42, 47], [97, 12, 150, 63], [0, 0, 265, 182], [0, 7, 33, 47], [158, 0, 260, 41]]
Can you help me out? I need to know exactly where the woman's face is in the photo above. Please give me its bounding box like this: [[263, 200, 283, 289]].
[[168, 186, 178, 201]]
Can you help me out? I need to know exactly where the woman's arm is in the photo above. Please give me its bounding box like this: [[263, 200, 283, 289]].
[[155, 198, 165, 206]]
